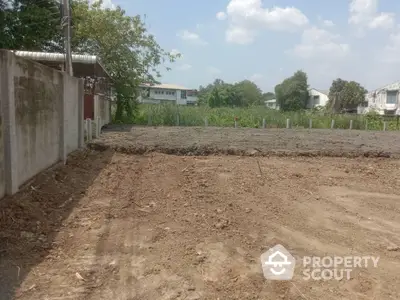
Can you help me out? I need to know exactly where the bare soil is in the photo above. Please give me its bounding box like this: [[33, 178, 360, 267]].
[[1, 127, 400, 300], [95, 126, 400, 157]]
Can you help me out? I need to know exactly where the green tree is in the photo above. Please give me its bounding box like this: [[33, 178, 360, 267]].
[[275, 70, 309, 111], [233, 80, 263, 107], [262, 92, 275, 101], [71, 0, 177, 120], [0, 0, 63, 51], [327, 78, 367, 112]]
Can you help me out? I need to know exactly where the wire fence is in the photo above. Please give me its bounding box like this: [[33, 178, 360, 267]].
[[127, 105, 400, 131]]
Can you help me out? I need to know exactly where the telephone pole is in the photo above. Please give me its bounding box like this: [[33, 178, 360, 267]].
[[62, 0, 73, 76]]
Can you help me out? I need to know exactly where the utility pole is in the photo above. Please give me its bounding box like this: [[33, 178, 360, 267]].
[[62, 0, 73, 76]]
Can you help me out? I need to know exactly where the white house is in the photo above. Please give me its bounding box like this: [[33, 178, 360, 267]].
[[264, 99, 279, 110], [138, 83, 198, 105], [307, 88, 329, 109], [359, 81, 400, 115]]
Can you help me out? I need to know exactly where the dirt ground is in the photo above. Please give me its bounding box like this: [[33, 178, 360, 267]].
[[1, 127, 400, 300], [96, 126, 400, 157]]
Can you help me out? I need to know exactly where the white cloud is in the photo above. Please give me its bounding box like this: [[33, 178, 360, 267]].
[[207, 66, 222, 74], [216, 11, 227, 21], [288, 27, 349, 59], [177, 64, 192, 71], [170, 49, 182, 57], [221, 0, 309, 44], [381, 32, 400, 63], [349, 0, 394, 30], [91, 0, 115, 9], [323, 20, 335, 27], [177, 30, 208, 45], [226, 26, 255, 45]]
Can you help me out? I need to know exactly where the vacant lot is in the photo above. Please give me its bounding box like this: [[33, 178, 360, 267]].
[[1, 127, 400, 300], [96, 126, 400, 157]]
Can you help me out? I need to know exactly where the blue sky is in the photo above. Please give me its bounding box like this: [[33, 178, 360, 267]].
[[99, 0, 400, 92]]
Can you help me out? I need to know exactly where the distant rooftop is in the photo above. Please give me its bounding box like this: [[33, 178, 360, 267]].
[[310, 88, 329, 95], [139, 83, 194, 90]]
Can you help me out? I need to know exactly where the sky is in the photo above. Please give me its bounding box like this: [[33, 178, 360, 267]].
[[97, 0, 400, 92]]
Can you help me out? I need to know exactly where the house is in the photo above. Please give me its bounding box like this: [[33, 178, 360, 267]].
[[265, 99, 279, 110], [138, 83, 198, 105], [13, 51, 112, 124], [307, 88, 329, 109], [359, 81, 400, 115]]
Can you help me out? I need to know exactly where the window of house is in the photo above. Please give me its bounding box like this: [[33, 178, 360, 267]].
[[181, 90, 187, 99], [386, 91, 397, 104], [313, 95, 320, 105]]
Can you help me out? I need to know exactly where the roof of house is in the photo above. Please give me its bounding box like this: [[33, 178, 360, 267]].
[[139, 83, 193, 90], [310, 88, 329, 95], [368, 80, 400, 94], [13, 51, 111, 79]]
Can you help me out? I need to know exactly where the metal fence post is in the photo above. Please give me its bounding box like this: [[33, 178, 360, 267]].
[[331, 119, 335, 129], [383, 121, 387, 131], [349, 120, 353, 130]]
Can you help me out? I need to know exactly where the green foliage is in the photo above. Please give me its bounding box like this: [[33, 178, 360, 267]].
[[262, 92, 275, 101], [198, 78, 265, 108], [0, 0, 63, 51], [129, 104, 400, 131], [327, 78, 367, 112], [275, 70, 309, 111], [71, 0, 177, 121]]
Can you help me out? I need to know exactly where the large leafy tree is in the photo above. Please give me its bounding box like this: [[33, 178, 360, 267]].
[[327, 78, 367, 112], [70, 0, 178, 120], [199, 78, 264, 107], [275, 70, 309, 111], [0, 0, 63, 51]]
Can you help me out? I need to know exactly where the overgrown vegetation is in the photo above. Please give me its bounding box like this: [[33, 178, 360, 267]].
[[327, 78, 368, 112], [125, 104, 400, 130], [275, 70, 309, 111]]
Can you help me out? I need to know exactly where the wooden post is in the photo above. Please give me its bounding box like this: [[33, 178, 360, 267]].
[[176, 114, 180, 126], [349, 120, 353, 130], [331, 119, 335, 129], [262, 118, 266, 129], [286, 118, 291, 129], [234, 120, 238, 128], [365, 120, 368, 130], [204, 117, 208, 127], [309, 119, 312, 129], [148, 113, 152, 126], [383, 121, 387, 131]]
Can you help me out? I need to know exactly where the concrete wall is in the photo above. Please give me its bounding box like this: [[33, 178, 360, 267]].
[[94, 95, 111, 125], [0, 50, 84, 198], [0, 109, 4, 199]]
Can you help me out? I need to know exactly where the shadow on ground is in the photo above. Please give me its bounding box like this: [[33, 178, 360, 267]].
[[0, 149, 114, 300]]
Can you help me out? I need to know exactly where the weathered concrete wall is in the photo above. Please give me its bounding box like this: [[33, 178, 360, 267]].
[[0, 110, 4, 199], [14, 56, 63, 185], [64, 76, 80, 154], [94, 95, 111, 125], [0, 50, 84, 197]]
